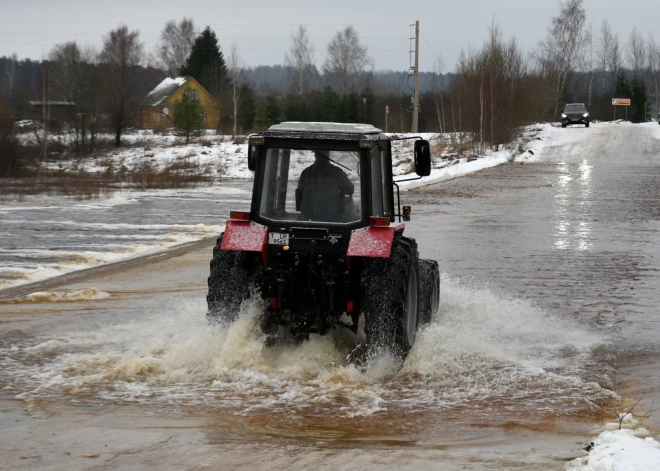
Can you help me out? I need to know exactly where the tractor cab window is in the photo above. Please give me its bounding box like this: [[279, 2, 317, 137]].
[[258, 147, 362, 224]]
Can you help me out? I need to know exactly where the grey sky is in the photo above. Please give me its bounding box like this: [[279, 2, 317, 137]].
[[0, 0, 657, 72]]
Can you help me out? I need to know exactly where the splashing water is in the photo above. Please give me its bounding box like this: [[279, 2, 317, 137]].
[[1, 275, 615, 420]]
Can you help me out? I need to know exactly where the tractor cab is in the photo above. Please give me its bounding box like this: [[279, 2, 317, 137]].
[[247, 122, 431, 231]]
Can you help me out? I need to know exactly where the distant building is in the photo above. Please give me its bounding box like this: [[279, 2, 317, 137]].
[[28, 101, 78, 123], [139, 76, 221, 130]]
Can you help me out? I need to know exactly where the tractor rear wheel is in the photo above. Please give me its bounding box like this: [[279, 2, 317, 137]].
[[419, 259, 440, 326], [206, 234, 262, 324], [362, 237, 421, 357]]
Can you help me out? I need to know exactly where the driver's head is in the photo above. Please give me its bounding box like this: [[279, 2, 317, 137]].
[[314, 151, 328, 162]]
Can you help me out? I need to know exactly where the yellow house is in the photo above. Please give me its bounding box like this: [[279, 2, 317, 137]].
[[140, 76, 221, 129]]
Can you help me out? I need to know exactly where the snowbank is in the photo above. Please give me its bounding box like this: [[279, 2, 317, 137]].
[[566, 414, 660, 471]]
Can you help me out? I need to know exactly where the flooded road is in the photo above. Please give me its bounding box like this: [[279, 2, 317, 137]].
[[1, 123, 659, 469]]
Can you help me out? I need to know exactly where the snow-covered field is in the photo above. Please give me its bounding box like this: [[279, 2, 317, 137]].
[[21, 124, 555, 184]]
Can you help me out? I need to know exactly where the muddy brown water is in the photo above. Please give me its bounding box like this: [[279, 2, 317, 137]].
[[1, 124, 659, 469]]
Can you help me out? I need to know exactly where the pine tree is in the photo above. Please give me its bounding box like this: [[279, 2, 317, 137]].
[[614, 70, 631, 99], [254, 93, 281, 130], [180, 27, 226, 96], [630, 74, 649, 123], [237, 83, 256, 132], [172, 89, 204, 143]]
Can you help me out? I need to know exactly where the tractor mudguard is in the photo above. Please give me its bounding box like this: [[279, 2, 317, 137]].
[[346, 224, 404, 258], [221, 220, 268, 264]]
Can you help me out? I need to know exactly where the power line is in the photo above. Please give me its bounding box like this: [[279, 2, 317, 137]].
[[0, 19, 406, 27], [0, 31, 408, 40]]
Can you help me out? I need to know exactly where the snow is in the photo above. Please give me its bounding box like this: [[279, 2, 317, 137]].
[[566, 414, 660, 471], [143, 77, 188, 107]]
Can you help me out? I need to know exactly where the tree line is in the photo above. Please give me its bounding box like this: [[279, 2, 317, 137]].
[[1, 0, 659, 156]]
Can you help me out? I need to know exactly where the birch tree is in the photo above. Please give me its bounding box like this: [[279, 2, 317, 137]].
[[323, 26, 373, 94], [597, 21, 614, 94], [156, 18, 196, 77], [1, 53, 18, 99], [540, 0, 587, 116], [626, 28, 646, 77], [227, 44, 243, 138], [284, 25, 314, 95]]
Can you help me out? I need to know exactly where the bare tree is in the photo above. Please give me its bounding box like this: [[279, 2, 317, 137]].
[[432, 54, 446, 133], [584, 22, 595, 107], [284, 25, 315, 95], [227, 44, 243, 138], [648, 34, 659, 117], [99, 25, 144, 147], [156, 18, 196, 77], [49, 42, 82, 102], [323, 26, 373, 94], [1, 53, 18, 99], [626, 28, 646, 77], [540, 0, 587, 116], [597, 20, 614, 94], [609, 34, 623, 85]]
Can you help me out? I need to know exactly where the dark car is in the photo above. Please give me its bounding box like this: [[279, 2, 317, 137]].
[[561, 103, 590, 128]]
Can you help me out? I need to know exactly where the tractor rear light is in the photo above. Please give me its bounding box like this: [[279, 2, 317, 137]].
[[370, 216, 390, 228], [230, 211, 250, 221], [270, 297, 277, 309], [249, 136, 265, 146], [346, 300, 354, 313]]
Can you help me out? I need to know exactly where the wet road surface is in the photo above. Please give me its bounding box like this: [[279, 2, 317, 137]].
[[1, 123, 659, 469]]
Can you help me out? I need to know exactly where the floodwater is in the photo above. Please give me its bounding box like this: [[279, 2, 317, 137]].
[[0, 185, 249, 290], [1, 124, 659, 469]]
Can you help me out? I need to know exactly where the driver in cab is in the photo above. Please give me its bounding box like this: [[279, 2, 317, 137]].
[[296, 152, 354, 222]]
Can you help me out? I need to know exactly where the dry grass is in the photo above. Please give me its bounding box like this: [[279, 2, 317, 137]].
[[233, 136, 246, 145]]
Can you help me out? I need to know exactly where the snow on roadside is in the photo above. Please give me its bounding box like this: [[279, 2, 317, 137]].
[[29, 125, 558, 186], [566, 414, 660, 471]]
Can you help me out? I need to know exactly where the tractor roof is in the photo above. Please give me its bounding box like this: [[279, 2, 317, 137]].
[[268, 122, 383, 134]]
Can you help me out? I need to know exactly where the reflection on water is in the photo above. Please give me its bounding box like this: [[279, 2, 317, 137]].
[[554, 160, 593, 251]]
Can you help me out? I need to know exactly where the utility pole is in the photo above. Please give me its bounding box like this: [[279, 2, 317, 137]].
[[412, 20, 420, 133]]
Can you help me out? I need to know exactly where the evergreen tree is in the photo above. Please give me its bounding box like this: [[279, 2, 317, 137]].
[[254, 93, 281, 130], [180, 27, 226, 96], [614, 70, 631, 99], [237, 83, 256, 132], [315, 86, 340, 122], [172, 89, 204, 143], [630, 74, 649, 123]]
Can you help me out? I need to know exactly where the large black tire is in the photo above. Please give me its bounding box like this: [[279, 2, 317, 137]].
[[585, 122, 590, 128], [206, 234, 262, 324], [361, 238, 421, 358], [419, 259, 440, 326]]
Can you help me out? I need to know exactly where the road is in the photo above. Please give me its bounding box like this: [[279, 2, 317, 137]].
[[1, 123, 659, 470]]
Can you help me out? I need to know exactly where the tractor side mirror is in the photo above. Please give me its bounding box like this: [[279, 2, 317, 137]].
[[414, 140, 431, 177], [247, 144, 257, 171], [403, 205, 411, 221]]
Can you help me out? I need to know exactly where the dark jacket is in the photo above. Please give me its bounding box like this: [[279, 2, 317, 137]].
[[297, 159, 354, 221]]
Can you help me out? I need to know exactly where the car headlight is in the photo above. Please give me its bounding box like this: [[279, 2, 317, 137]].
[[583, 112, 589, 118], [561, 113, 567, 118]]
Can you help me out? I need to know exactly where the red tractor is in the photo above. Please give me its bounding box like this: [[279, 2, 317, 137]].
[[207, 122, 439, 357]]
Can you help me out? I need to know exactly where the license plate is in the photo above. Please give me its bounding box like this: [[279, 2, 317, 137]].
[[268, 232, 289, 246]]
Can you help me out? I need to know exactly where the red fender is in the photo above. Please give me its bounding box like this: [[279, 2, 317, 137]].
[[220, 220, 268, 264], [346, 224, 405, 258]]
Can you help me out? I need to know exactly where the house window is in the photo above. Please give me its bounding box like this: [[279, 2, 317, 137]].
[[185, 90, 198, 100], [153, 112, 160, 124], [202, 111, 207, 124]]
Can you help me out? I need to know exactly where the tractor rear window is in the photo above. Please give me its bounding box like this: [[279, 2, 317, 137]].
[[258, 147, 362, 224]]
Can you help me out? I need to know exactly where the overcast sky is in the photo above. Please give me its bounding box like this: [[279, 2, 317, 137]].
[[0, 0, 657, 72]]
